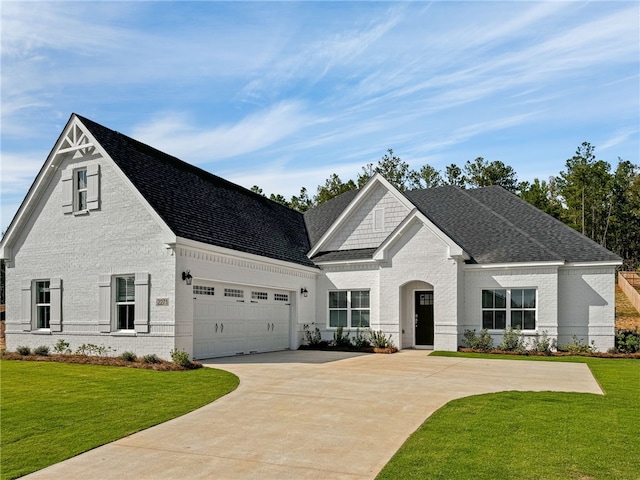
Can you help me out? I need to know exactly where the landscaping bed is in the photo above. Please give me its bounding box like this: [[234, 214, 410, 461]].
[[298, 343, 398, 354], [0, 351, 202, 370], [457, 347, 640, 359]]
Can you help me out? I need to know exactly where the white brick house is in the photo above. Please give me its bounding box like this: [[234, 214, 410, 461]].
[[0, 114, 622, 359]]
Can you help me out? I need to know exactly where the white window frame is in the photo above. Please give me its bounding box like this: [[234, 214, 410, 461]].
[[34, 280, 51, 330], [328, 290, 370, 329], [75, 167, 88, 212], [115, 275, 135, 331], [481, 288, 537, 331]]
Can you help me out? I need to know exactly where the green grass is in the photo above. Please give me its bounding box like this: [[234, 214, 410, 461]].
[[377, 352, 640, 480], [0, 361, 239, 480]]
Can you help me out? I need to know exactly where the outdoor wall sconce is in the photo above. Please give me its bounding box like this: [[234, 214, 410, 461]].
[[182, 271, 193, 285], [300, 287, 308, 297]]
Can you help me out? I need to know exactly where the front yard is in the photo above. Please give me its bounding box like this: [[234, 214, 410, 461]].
[[0, 361, 238, 480], [377, 353, 640, 480]]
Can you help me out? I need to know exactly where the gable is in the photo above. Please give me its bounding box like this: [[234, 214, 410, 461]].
[[1, 115, 176, 261], [307, 175, 418, 258], [322, 182, 412, 251]]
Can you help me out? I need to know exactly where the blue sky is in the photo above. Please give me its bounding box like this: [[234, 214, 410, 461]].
[[2, 1, 638, 231]]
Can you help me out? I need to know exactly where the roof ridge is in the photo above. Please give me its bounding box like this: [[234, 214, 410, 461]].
[[459, 187, 565, 261]]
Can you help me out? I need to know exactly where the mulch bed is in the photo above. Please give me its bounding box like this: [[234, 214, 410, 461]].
[[0, 352, 203, 370], [298, 344, 398, 354], [458, 348, 640, 359]]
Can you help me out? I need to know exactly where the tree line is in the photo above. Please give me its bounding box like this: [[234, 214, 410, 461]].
[[253, 144, 640, 270]]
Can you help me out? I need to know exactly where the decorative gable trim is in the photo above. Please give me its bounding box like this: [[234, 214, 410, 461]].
[[373, 208, 469, 262], [308, 174, 415, 257], [0, 114, 176, 261]]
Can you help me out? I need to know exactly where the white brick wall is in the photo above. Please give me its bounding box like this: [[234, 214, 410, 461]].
[[325, 183, 410, 251], [5, 151, 177, 359], [558, 266, 616, 352], [463, 266, 560, 348]]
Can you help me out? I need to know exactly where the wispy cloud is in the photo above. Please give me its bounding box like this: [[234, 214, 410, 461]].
[[599, 128, 639, 152], [131, 101, 315, 163]]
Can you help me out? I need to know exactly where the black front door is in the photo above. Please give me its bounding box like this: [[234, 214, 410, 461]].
[[415, 291, 434, 346]]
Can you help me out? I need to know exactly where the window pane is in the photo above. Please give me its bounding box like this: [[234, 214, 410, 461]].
[[420, 292, 433, 306], [524, 311, 536, 330], [78, 191, 87, 211], [36, 281, 50, 304], [37, 305, 50, 329], [523, 289, 536, 308], [329, 310, 347, 328], [352, 310, 370, 328], [495, 310, 506, 329], [511, 289, 523, 308], [511, 311, 523, 329], [117, 304, 135, 330], [77, 169, 87, 189], [116, 276, 135, 302], [482, 290, 494, 309], [495, 290, 506, 309], [352, 291, 370, 309], [329, 291, 347, 309], [482, 311, 494, 329]]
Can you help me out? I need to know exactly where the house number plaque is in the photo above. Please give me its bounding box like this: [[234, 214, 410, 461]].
[[156, 298, 169, 306]]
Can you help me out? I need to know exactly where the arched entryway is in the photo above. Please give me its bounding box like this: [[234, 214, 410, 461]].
[[400, 281, 434, 349]]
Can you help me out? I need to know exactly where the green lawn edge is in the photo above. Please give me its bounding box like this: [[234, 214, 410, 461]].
[[377, 352, 640, 480], [0, 361, 239, 480]]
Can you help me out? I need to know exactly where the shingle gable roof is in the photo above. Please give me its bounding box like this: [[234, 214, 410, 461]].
[[460, 186, 621, 263], [305, 183, 621, 264], [303, 189, 358, 246], [77, 115, 315, 268]]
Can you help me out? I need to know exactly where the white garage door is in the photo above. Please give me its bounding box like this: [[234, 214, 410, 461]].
[[193, 282, 291, 359]]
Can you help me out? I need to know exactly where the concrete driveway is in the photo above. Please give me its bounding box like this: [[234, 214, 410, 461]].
[[25, 350, 602, 479]]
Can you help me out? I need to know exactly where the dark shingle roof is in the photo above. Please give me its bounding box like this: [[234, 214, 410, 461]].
[[311, 248, 376, 262], [305, 183, 621, 265], [77, 115, 315, 268], [303, 189, 358, 246]]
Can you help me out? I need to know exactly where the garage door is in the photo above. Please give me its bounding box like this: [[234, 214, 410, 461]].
[[193, 282, 291, 359]]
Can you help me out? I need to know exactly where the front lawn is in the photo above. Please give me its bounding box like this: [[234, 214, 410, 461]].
[[0, 361, 239, 480], [377, 353, 640, 480]]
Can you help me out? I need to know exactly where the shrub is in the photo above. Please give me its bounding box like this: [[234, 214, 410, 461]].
[[16, 346, 31, 356], [33, 345, 50, 356], [303, 324, 322, 346], [332, 326, 352, 348], [499, 327, 526, 352], [462, 329, 494, 351], [369, 330, 395, 349], [530, 331, 555, 355], [170, 349, 193, 368], [615, 328, 640, 353], [559, 335, 596, 354], [53, 339, 71, 354], [120, 351, 137, 362], [76, 343, 114, 356], [142, 353, 160, 364], [353, 328, 371, 349]]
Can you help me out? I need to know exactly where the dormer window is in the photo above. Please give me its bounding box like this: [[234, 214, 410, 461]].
[[76, 168, 87, 211]]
